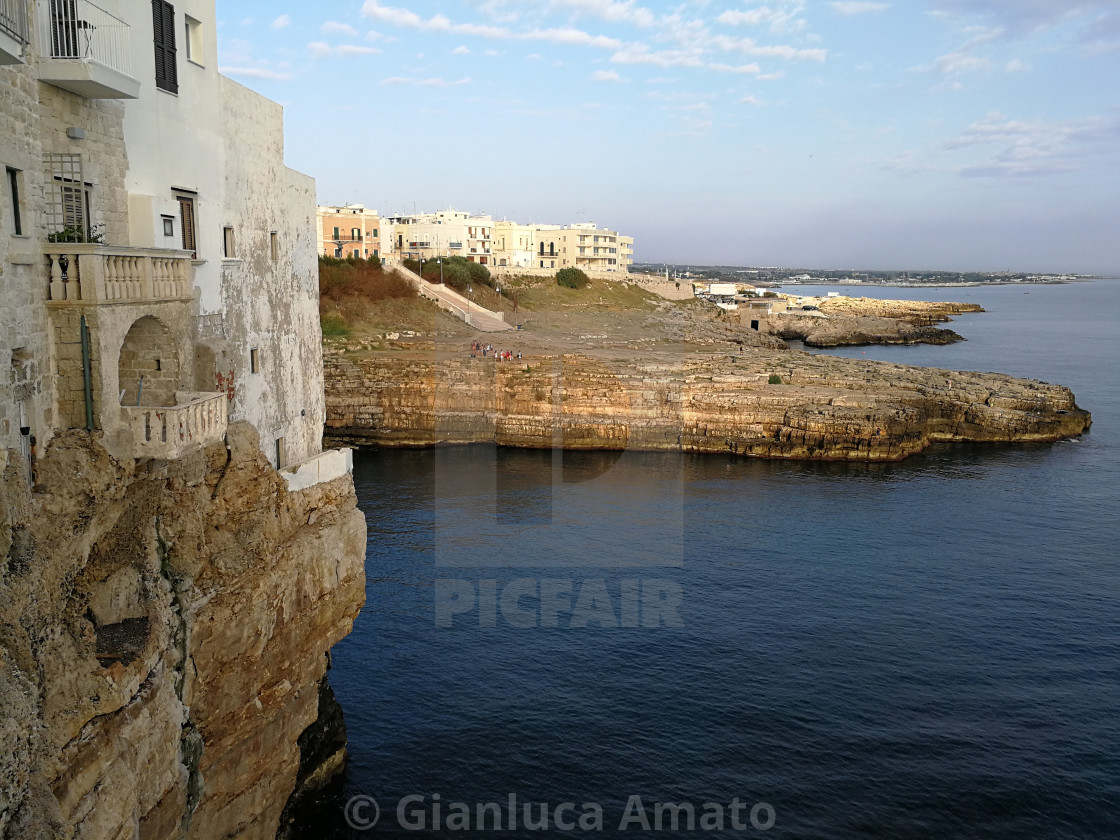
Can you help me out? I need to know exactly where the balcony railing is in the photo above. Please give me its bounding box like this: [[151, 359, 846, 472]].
[[44, 244, 194, 304], [36, 0, 139, 98], [1, 0, 29, 53], [123, 391, 227, 461]]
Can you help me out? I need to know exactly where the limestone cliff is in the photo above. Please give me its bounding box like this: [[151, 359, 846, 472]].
[[0, 423, 366, 840], [324, 352, 1090, 461]]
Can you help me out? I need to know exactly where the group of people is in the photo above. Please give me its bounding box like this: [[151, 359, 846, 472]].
[[471, 342, 521, 362]]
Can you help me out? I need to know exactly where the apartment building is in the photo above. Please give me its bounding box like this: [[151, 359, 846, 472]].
[[1, 0, 329, 477], [385, 208, 493, 264], [318, 203, 380, 260], [531, 223, 629, 272]]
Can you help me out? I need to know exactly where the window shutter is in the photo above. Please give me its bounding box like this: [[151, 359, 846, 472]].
[[153, 1, 178, 93], [178, 196, 196, 255]]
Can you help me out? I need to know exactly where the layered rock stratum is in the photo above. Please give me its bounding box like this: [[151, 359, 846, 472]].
[[0, 424, 365, 839], [324, 351, 1090, 461]]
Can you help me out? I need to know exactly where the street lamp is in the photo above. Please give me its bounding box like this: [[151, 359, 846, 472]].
[[467, 285, 473, 327], [438, 257, 443, 285]]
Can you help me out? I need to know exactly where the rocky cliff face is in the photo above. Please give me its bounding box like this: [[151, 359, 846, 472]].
[[324, 352, 1090, 461], [0, 423, 366, 840]]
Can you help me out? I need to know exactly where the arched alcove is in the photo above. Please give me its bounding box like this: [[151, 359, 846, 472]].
[[118, 316, 180, 407]]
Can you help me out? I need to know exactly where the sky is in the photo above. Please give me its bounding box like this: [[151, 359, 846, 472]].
[[217, 1, 1120, 274]]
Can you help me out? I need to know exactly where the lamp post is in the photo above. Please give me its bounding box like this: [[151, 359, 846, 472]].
[[438, 258, 443, 285], [467, 285, 472, 327]]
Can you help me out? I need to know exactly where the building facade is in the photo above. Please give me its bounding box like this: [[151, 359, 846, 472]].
[[384, 208, 493, 264], [317, 203, 380, 260], [492, 220, 536, 268], [531, 223, 629, 272], [2, 0, 327, 476]]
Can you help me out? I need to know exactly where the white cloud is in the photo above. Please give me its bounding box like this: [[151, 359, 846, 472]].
[[1005, 58, 1030, 72], [485, 49, 500, 56], [738, 94, 763, 105], [271, 14, 289, 28], [715, 2, 807, 34], [592, 69, 622, 81], [453, 45, 471, 54], [381, 75, 471, 86], [828, 2, 890, 15], [548, 0, 658, 28], [522, 27, 622, 48], [322, 21, 359, 36], [713, 35, 827, 61], [946, 110, 1120, 178], [220, 66, 293, 81], [308, 42, 381, 57]]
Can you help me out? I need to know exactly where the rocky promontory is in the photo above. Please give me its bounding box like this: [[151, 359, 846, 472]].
[[324, 350, 1090, 461]]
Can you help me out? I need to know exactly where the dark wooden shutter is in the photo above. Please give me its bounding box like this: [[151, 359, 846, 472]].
[[152, 1, 177, 93], [178, 196, 196, 256]]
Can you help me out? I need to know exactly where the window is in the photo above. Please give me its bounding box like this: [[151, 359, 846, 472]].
[[184, 14, 202, 65], [44, 154, 91, 236], [352, 227, 360, 241], [275, 437, 285, 469], [152, 1, 178, 94], [250, 348, 259, 373], [222, 226, 235, 258], [372, 228, 378, 238], [161, 215, 174, 237], [6, 167, 21, 235], [333, 226, 340, 239], [175, 193, 196, 257], [270, 231, 278, 261]]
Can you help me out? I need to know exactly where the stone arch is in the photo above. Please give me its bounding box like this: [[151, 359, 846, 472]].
[[118, 316, 180, 406]]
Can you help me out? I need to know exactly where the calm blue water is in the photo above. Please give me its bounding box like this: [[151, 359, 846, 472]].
[[298, 280, 1120, 838]]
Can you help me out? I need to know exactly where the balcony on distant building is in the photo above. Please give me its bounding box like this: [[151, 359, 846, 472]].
[[36, 0, 140, 98], [1, 0, 29, 63]]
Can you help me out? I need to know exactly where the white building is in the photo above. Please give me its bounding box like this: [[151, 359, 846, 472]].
[[2, 0, 331, 476], [385, 208, 493, 264]]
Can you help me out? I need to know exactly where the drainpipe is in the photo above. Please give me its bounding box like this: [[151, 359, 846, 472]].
[[80, 314, 94, 431]]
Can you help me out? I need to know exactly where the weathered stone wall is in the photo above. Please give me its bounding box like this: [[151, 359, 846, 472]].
[[0, 423, 366, 839], [216, 77, 323, 469], [324, 352, 1091, 461]]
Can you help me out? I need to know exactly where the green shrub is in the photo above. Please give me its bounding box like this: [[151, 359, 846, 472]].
[[320, 311, 351, 338], [556, 267, 590, 289], [768, 374, 783, 385]]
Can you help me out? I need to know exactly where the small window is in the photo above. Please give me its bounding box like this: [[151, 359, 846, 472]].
[[332, 226, 339, 239], [222, 226, 235, 258], [6, 167, 21, 235], [371, 228, 378, 238], [184, 14, 203, 65], [270, 231, 278, 261], [352, 227, 360, 241], [175, 193, 197, 257], [161, 215, 175, 237], [250, 348, 259, 373]]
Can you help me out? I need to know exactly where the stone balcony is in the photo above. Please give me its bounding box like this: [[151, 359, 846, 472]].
[[44, 244, 194, 305], [121, 391, 226, 460]]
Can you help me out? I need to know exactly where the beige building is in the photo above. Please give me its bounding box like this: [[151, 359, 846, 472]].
[[317, 203, 380, 260], [492, 220, 536, 268], [532, 223, 630, 272]]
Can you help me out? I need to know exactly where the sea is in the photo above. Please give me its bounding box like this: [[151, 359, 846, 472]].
[[295, 279, 1120, 839]]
